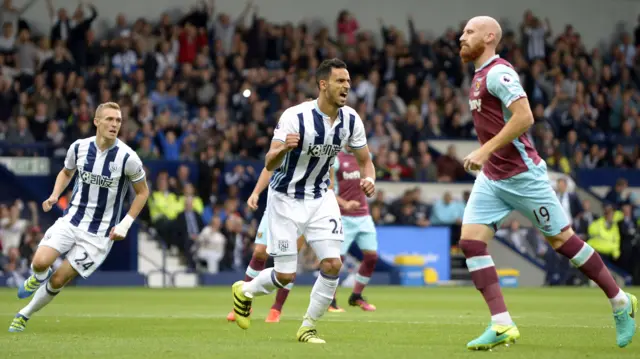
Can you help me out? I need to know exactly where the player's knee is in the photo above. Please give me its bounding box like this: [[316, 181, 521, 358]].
[[460, 224, 494, 243], [363, 252, 378, 266], [546, 226, 575, 249], [459, 238, 488, 258], [30, 258, 50, 273], [274, 272, 296, 286], [319, 257, 342, 276], [31, 253, 55, 273]]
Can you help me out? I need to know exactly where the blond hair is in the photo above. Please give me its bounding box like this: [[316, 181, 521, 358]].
[[95, 102, 121, 119]]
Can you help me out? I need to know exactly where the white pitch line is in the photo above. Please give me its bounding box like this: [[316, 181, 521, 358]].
[[0, 312, 611, 329]]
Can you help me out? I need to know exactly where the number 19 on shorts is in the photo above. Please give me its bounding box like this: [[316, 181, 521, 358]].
[[532, 206, 550, 225]]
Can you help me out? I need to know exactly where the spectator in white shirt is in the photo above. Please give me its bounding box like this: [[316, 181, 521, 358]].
[[196, 216, 226, 273], [0, 201, 37, 256], [208, 0, 253, 55], [0, 21, 15, 53], [0, 0, 37, 34], [154, 40, 177, 79], [355, 70, 379, 114]]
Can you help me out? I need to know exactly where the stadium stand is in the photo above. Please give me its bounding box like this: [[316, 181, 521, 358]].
[[0, 0, 639, 287]]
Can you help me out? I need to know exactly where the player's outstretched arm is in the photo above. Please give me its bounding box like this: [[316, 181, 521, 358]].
[[247, 168, 272, 210], [42, 168, 75, 212]]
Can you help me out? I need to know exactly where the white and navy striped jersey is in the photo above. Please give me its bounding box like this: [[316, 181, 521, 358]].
[[62, 137, 145, 237], [269, 100, 367, 200]]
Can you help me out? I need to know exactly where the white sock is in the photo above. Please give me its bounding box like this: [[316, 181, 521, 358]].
[[32, 265, 50, 281], [491, 312, 513, 326], [241, 268, 282, 297], [302, 272, 339, 327], [610, 289, 629, 311], [19, 282, 61, 318]]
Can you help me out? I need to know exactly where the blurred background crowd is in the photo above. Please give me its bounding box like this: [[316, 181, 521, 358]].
[[0, 0, 638, 283]]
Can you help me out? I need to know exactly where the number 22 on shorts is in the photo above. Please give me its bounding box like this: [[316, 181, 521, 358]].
[[329, 218, 343, 234]]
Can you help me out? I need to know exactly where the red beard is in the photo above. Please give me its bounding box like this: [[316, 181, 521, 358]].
[[460, 42, 486, 63]]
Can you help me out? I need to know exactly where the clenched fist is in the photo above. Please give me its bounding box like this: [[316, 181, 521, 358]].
[[42, 196, 58, 212], [285, 133, 300, 151], [360, 177, 375, 198], [463, 147, 490, 172]]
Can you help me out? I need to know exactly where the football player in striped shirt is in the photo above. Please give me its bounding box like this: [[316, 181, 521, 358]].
[[9, 102, 149, 333], [231, 59, 376, 344]]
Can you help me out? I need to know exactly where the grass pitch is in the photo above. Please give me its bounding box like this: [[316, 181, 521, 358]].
[[1, 286, 639, 358]]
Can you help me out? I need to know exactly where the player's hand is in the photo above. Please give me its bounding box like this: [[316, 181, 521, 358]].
[[109, 226, 126, 241], [463, 148, 490, 172], [111, 215, 134, 241], [344, 200, 360, 211], [42, 196, 58, 212], [247, 193, 260, 210], [284, 133, 300, 151], [360, 178, 375, 198]]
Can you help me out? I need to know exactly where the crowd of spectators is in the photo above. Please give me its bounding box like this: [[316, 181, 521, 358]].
[[0, 199, 49, 285], [5, 2, 640, 180], [0, 1, 638, 276]]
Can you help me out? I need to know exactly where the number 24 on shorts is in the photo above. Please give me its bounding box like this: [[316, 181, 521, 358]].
[[74, 251, 95, 271], [329, 218, 343, 234]]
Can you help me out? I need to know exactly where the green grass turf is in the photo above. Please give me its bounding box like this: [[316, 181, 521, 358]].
[[0, 286, 639, 358]]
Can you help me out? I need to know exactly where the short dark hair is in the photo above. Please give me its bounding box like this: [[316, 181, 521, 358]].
[[316, 58, 347, 87]]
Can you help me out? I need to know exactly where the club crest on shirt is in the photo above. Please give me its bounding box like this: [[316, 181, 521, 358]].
[[474, 77, 482, 96], [108, 161, 120, 174], [257, 231, 263, 238]]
